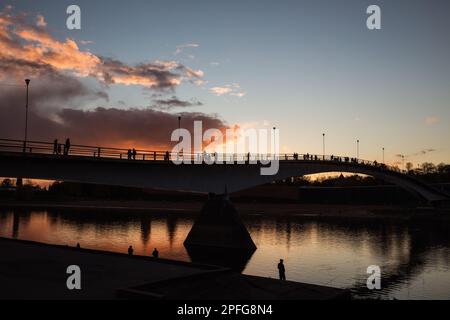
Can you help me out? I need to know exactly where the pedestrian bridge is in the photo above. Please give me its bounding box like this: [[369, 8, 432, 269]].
[[0, 139, 448, 203]]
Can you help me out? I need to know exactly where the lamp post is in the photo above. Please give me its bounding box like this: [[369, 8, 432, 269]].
[[382, 147, 385, 164], [357, 139, 360, 160], [273, 127, 276, 160], [322, 133, 325, 160], [23, 79, 30, 152], [177, 116, 181, 160]]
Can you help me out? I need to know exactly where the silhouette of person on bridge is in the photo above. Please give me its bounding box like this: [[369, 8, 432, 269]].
[[64, 138, 71, 155], [53, 139, 58, 154], [127, 149, 132, 160], [278, 259, 286, 280], [152, 248, 159, 258], [132, 148, 137, 160], [128, 245, 134, 256]]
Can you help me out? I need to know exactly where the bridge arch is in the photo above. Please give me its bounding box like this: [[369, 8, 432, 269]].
[[266, 162, 448, 203]]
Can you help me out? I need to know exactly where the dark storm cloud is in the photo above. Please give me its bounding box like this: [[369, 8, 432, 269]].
[[0, 80, 227, 149], [56, 107, 227, 149]]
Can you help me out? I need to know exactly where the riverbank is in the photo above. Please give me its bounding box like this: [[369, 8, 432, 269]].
[[1, 200, 449, 220], [0, 237, 349, 300]]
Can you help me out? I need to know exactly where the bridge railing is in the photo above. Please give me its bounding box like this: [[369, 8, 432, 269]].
[[0, 139, 171, 161], [0, 138, 401, 172]]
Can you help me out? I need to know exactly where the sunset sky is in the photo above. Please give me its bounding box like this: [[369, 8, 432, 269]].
[[0, 0, 449, 167]]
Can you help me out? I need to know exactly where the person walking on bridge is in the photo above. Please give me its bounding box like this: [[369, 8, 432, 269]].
[[53, 139, 58, 154], [64, 138, 71, 155]]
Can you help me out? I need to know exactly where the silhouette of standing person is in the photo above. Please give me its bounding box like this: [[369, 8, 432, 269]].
[[64, 138, 71, 155], [278, 259, 286, 280], [152, 248, 159, 258], [128, 245, 134, 256], [132, 148, 137, 160], [53, 139, 58, 154], [127, 149, 132, 160], [65, 138, 70, 155]]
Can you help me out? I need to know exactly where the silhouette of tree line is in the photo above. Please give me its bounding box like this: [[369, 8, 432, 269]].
[[405, 162, 450, 183], [0, 179, 205, 202]]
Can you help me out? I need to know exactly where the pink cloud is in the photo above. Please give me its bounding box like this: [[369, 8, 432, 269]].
[[0, 10, 204, 89], [424, 116, 439, 126]]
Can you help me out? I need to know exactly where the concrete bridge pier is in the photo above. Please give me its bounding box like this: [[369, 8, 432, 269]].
[[184, 192, 257, 256]]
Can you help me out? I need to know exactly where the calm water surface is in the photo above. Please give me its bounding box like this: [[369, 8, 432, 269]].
[[1, 207, 449, 300]]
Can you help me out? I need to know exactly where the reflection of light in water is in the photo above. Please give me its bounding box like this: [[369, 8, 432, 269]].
[[0, 209, 449, 299]]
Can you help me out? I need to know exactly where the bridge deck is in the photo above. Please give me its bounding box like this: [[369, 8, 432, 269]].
[[0, 138, 448, 201], [0, 138, 385, 166]]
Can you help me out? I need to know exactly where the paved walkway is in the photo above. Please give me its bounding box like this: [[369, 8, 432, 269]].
[[0, 237, 349, 300], [0, 238, 216, 299]]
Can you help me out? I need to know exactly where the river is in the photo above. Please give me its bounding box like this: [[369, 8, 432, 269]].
[[1, 207, 449, 299]]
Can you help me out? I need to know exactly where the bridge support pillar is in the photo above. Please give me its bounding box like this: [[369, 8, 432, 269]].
[[184, 193, 257, 254]]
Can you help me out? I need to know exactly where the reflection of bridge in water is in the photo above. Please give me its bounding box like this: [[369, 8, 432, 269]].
[[2, 208, 450, 298]]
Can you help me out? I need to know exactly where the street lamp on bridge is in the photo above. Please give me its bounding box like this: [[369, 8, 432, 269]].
[[322, 133, 325, 160], [23, 79, 30, 152], [382, 147, 385, 164], [356, 139, 360, 160], [177, 116, 181, 160], [273, 127, 276, 159]]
